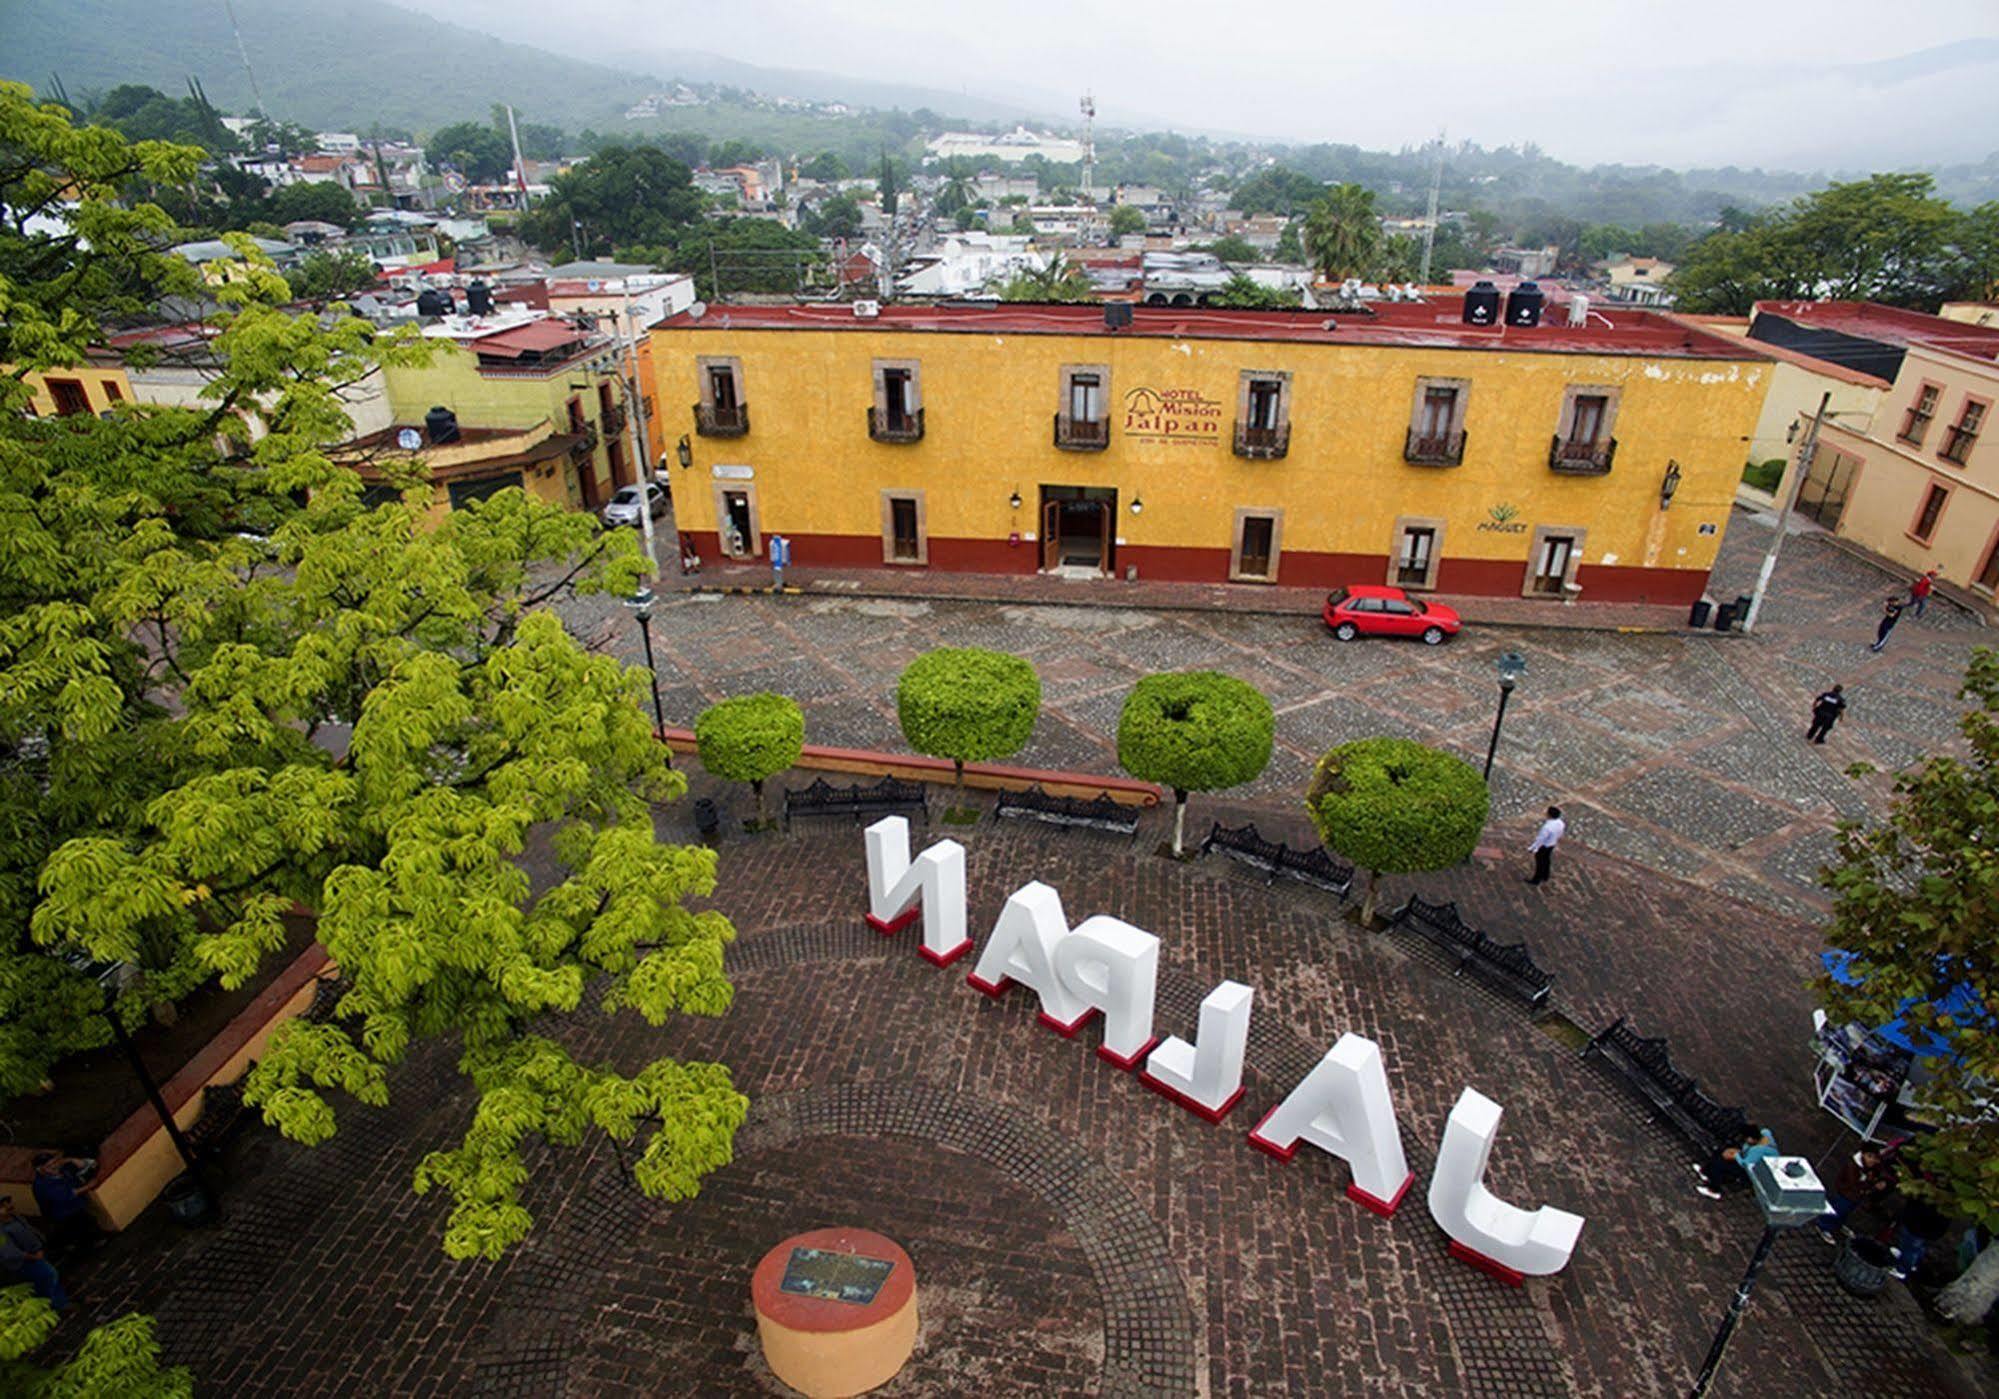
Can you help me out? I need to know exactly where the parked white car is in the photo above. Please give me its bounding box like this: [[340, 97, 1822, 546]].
[[602, 481, 667, 529]]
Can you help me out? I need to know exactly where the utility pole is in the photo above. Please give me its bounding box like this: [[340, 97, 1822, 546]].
[[1418, 129, 1445, 285], [621, 284, 660, 580], [223, 0, 271, 122], [1742, 391, 1831, 634], [505, 104, 531, 207]]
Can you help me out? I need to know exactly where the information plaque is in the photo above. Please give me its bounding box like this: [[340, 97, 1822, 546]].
[[778, 1246, 896, 1306]]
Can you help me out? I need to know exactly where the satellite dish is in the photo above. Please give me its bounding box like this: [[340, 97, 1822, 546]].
[[687, 301, 707, 319], [396, 428, 422, 451]]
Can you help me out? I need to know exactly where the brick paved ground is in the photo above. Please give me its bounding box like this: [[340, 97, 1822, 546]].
[[54, 809, 1991, 1397], [565, 504, 1988, 922]]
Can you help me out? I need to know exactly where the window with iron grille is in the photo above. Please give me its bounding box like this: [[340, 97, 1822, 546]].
[[1900, 384, 1939, 445], [1940, 401, 1984, 465]]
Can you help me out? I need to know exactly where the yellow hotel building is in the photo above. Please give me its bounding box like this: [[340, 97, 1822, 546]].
[[652, 298, 1772, 604]]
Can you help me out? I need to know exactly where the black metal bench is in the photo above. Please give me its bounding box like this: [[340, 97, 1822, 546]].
[[993, 785, 1139, 837], [783, 776, 928, 830], [1200, 823, 1353, 898], [184, 1078, 251, 1160], [1387, 896, 1552, 1010], [1581, 1016, 1750, 1162]]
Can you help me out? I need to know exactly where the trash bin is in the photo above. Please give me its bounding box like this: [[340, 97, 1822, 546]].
[[1833, 1236, 1895, 1298], [162, 1172, 212, 1226], [1688, 597, 1713, 629], [1713, 601, 1739, 632], [694, 798, 720, 839]]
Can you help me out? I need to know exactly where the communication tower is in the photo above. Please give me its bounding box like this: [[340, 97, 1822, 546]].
[[1080, 92, 1096, 202]]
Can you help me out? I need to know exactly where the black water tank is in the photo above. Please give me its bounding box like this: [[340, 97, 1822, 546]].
[[415, 287, 453, 317], [1104, 302, 1133, 330], [1463, 280, 1501, 326], [1505, 280, 1546, 327], [424, 405, 459, 444], [466, 279, 494, 316]]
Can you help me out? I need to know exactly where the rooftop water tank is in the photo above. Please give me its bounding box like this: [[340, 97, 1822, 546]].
[[1506, 280, 1546, 327], [465, 279, 494, 316], [424, 405, 460, 445], [1463, 280, 1501, 326], [415, 287, 453, 318]]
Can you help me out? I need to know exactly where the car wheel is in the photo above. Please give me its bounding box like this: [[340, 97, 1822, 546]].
[[1421, 626, 1446, 645], [1334, 622, 1359, 642]]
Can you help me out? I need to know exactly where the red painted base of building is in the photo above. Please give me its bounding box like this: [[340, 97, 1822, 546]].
[[1246, 1106, 1300, 1162], [683, 530, 1710, 606], [1346, 1172, 1414, 1219], [1038, 1006, 1099, 1038], [1448, 1239, 1527, 1287], [918, 939, 973, 968], [1137, 1072, 1247, 1123], [1095, 1034, 1160, 1071]]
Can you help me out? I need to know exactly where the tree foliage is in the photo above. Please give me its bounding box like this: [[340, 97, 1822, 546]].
[[897, 649, 1039, 804], [997, 255, 1093, 303], [426, 120, 513, 183], [1118, 673, 1273, 854], [0, 1290, 190, 1397], [1305, 738, 1488, 921], [1, 91, 747, 1258], [1108, 205, 1146, 237], [521, 143, 702, 256], [1230, 166, 1327, 217], [1817, 649, 1999, 1239], [1211, 274, 1295, 309], [1304, 183, 1384, 283], [1671, 174, 1993, 314], [695, 694, 804, 823], [285, 250, 379, 303], [1200, 234, 1259, 264]]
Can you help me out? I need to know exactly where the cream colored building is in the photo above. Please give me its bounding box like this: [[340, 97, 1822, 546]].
[[1939, 302, 1999, 328], [1669, 314, 1889, 478], [1810, 340, 1999, 607]]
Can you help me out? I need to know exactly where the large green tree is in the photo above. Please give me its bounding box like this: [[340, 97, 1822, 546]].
[[522, 144, 702, 256], [1817, 650, 1999, 1324], [695, 694, 804, 827], [897, 649, 1040, 814], [1118, 673, 1273, 855], [1304, 183, 1383, 283], [425, 120, 513, 183], [2, 89, 747, 1260], [1305, 738, 1488, 924]]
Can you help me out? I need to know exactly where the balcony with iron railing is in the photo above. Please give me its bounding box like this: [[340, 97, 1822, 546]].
[[868, 405, 925, 443], [567, 423, 599, 461], [601, 402, 628, 438], [1548, 433, 1615, 475], [1233, 420, 1289, 460], [1404, 428, 1466, 466], [694, 401, 749, 437], [1053, 414, 1109, 451]]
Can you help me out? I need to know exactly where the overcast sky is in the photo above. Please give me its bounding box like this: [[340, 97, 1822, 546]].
[[396, 0, 1998, 171]]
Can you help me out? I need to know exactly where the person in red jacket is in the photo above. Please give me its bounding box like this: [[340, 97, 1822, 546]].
[[1909, 568, 1939, 618]]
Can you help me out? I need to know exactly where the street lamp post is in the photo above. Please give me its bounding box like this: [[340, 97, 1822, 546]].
[[85, 960, 219, 1217], [626, 586, 670, 760], [1687, 1154, 1827, 1398], [1484, 651, 1526, 781]]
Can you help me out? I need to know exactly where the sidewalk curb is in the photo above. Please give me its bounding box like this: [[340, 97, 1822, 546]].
[[677, 581, 1723, 637]]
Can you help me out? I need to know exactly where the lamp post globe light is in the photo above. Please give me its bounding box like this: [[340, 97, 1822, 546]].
[[625, 586, 671, 762], [1688, 1154, 1827, 1398], [1483, 651, 1526, 782]]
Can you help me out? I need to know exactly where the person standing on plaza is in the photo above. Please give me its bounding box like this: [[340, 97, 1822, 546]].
[[0, 1196, 70, 1311], [1868, 595, 1905, 653], [1525, 805, 1565, 886], [1909, 568, 1939, 619], [30, 1153, 101, 1257], [1807, 684, 1847, 744], [1816, 1144, 1896, 1242]]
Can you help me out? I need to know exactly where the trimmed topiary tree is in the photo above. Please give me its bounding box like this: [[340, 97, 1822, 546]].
[[896, 648, 1040, 814], [1305, 737, 1489, 925], [1118, 671, 1274, 856], [695, 694, 804, 827]]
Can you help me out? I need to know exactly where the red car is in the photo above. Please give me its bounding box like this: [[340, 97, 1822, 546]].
[[1322, 585, 1462, 645]]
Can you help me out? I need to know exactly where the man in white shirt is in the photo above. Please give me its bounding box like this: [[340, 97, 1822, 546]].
[[1526, 805, 1565, 886]]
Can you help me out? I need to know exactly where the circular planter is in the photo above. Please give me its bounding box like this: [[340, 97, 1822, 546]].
[[1833, 1236, 1895, 1298], [751, 1227, 917, 1397]]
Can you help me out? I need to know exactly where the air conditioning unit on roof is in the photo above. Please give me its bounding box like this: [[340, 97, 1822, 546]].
[[853, 300, 881, 317]]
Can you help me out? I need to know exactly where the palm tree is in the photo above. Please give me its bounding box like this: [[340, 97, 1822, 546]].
[[1304, 183, 1383, 283], [997, 254, 1094, 302]]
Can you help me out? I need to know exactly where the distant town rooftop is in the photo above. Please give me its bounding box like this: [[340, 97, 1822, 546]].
[[652, 298, 1769, 361]]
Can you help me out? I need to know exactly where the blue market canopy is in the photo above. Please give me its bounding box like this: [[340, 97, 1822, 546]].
[[1821, 950, 1990, 1060]]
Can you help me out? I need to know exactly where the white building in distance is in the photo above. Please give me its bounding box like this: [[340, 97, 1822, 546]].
[[927, 127, 1085, 164]]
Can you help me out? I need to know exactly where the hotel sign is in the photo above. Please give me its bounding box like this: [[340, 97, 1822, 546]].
[[1123, 386, 1222, 445], [862, 817, 1585, 1283]]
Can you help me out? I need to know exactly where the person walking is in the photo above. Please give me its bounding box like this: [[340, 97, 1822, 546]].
[[1807, 684, 1847, 744], [1525, 805, 1565, 887], [1909, 568, 1939, 619], [1868, 595, 1905, 653], [0, 1197, 70, 1311], [1816, 1144, 1896, 1242]]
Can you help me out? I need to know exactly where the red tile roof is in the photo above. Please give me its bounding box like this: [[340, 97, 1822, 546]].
[[467, 320, 590, 358], [655, 298, 1766, 360]]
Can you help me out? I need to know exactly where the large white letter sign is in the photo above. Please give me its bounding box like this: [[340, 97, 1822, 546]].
[[863, 816, 970, 967], [1247, 1033, 1414, 1216], [1140, 980, 1252, 1120], [965, 881, 1093, 1031], [1427, 1088, 1584, 1284], [1050, 915, 1160, 1069]]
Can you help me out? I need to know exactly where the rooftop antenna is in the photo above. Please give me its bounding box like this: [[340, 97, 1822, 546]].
[[222, 0, 270, 121], [1079, 92, 1096, 203], [505, 104, 532, 207], [1418, 128, 1445, 285]]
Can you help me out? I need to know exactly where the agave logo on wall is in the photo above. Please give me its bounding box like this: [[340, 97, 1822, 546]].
[[1478, 502, 1528, 534]]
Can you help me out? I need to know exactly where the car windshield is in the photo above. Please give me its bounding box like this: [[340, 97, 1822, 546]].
[[1326, 588, 1350, 606], [612, 488, 640, 504]]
